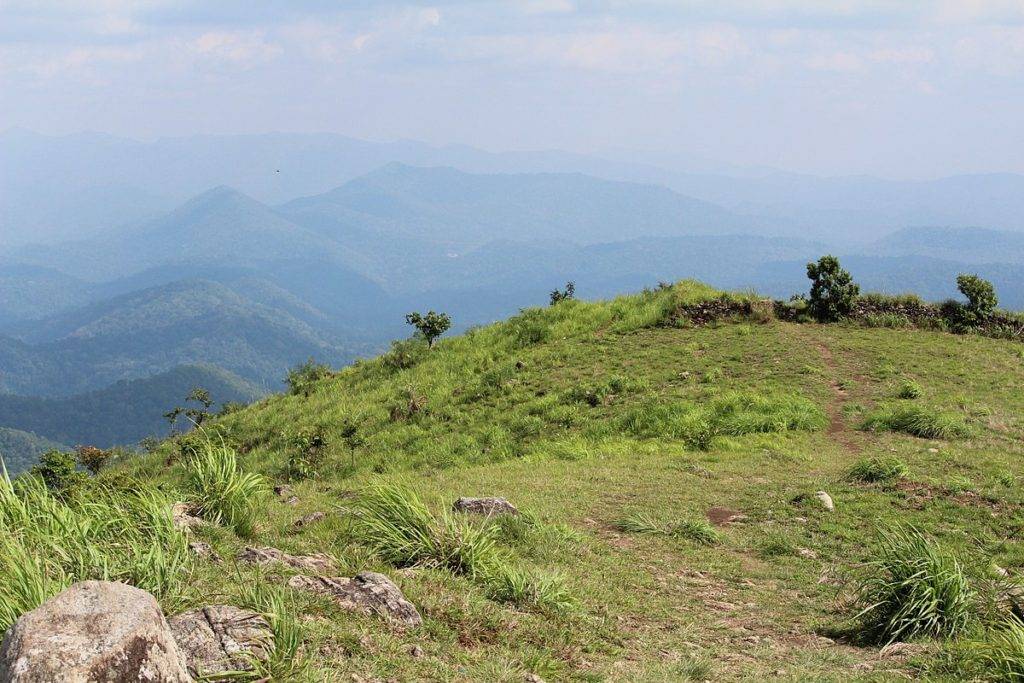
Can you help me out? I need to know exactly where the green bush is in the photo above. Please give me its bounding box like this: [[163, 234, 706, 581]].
[[958, 274, 998, 321], [852, 526, 975, 644], [861, 405, 970, 439], [806, 255, 860, 322], [285, 359, 333, 397], [847, 456, 909, 483], [29, 450, 85, 496], [382, 337, 429, 371], [183, 439, 267, 538]]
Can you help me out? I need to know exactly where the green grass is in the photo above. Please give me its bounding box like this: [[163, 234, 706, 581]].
[[861, 404, 972, 439], [616, 512, 721, 546], [852, 526, 975, 644]]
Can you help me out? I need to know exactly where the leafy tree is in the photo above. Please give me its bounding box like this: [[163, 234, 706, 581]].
[[806, 255, 860, 322], [549, 281, 576, 305], [405, 311, 451, 348], [74, 445, 112, 475], [165, 386, 215, 430], [956, 273, 997, 322]]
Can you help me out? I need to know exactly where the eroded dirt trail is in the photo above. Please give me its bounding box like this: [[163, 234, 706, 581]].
[[803, 332, 861, 453]]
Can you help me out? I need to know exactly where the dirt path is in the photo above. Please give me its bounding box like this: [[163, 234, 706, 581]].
[[804, 333, 861, 453]]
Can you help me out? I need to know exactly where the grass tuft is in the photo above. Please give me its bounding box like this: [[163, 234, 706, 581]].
[[852, 526, 975, 644], [616, 512, 721, 546], [183, 438, 267, 538], [847, 456, 909, 484], [861, 405, 971, 439]]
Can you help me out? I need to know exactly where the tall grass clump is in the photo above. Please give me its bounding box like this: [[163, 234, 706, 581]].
[[0, 468, 191, 631], [852, 526, 975, 644], [847, 456, 909, 484], [963, 617, 1024, 680], [183, 439, 267, 538], [353, 484, 573, 612], [239, 580, 305, 680], [897, 379, 923, 399], [861, 405, 971, 439]]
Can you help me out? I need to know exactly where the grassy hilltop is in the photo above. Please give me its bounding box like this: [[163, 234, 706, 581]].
[[6, 280, 1024, 681]]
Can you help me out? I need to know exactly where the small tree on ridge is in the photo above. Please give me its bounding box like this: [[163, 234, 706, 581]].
[[806, 255, 859, 322], [405, 311, 451, 348]]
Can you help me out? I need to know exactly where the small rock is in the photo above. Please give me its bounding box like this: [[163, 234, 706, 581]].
[[172, 502, 206, 530], [274, 484, 292, 498], [189, 541, 221, 562], [525, 675, 545, 683], [408, 644, 424, 658], [288, 572, 422, 627], [927, 448, 939, 453], [814, 491, 834, 511], [237, 546, 336, 573], [452, 497, 519, 516], [797, 547, 818, 559], [293, 511, 327, 528], [284, 495, 300, 506], [0, 581, 191, 681], [169, 605, 273, 678]]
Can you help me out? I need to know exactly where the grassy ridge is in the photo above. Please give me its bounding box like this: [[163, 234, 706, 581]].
[[8, 279, 1024, 680]]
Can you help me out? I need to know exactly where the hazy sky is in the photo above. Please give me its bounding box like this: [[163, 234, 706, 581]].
[[2, 1, 1024, 178]]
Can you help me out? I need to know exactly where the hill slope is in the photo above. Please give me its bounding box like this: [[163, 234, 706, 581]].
[[91, 281, 1024, 681]]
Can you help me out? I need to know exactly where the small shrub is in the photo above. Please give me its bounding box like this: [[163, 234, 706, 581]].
[[806, 255, 860, 322], [284, 426, 329, 481], [847, 456, 909, 484], [861, 405, 970, 439], [74, 445, 113, 475], [184, 440, 267, 538], [382, 338, 429, 371], [549, 281, 576, 306], [615, 512, 664, 535], [29, 450, 85, 496], [897, 379, 922, 399], [508, 308, 551, 348], [285, 359, 333, 397], [958, 274, 998, 322], [852, 526, 974, 644]]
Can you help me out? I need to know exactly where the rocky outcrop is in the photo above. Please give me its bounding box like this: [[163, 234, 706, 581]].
[[237, 546, 336, 573], [0, 581, 191, 682], [168, 606, 272, 679], [287, 573, 422, 628], [452, 497, 519, 516]]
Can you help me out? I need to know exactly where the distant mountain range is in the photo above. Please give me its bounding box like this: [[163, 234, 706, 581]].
[[5, 129, 1024, 246], [4, 141, 1024, 472]]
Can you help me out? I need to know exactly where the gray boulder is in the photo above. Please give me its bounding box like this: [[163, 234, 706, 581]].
[[287, 572, 422, 627], [452, 497, 519, 516], [0, 580, 191, 682], [168, 606, 272, 679]]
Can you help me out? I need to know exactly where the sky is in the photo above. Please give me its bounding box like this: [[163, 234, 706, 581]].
[[2, 1, 1024, 178]]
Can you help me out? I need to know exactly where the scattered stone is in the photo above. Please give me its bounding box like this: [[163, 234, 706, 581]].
[[407, 644, 424, 658], [284, 496, 300, 506], [797, 547, 818, 560], [287, 572, 422, 627], [706, 506, 748, 526], [274, 484, 292, 498], [169, 605, 272, 679], [524, 675, 545, 683], [293, 511, 327, 529], [0, 580, 191, 682], [927, 448, 939, 454], [452, 497, 519, 516], [189, 541, 221, 562], [814, 491, 834, 511], [237, 546, 336, 573], [172, 502, 206, 530]]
